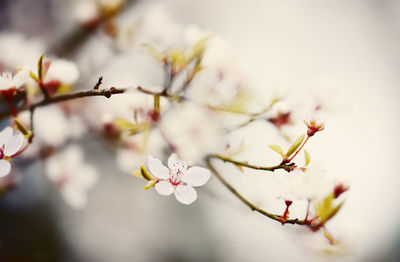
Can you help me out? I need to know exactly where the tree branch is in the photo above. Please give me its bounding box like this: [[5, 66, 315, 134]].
[[205, 155, 306, 226], [208, 154, 294, 172], [0, 87, 126, 120]]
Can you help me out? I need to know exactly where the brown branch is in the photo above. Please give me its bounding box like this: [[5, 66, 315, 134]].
[[206, 155, 309, 226], [205, 155, 306, 226], [209, 154, 294, 172], [0, 87, 126, 120], [137, 86, 184, 102]]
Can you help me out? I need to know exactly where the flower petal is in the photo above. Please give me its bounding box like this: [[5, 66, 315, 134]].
[[147, 156, 169, 179], [4, 133, 24, 156], [182, 166, 211, 187], [155, 180, 174, 196], [12, 69, 28, 88], [61, 187, 87, 209], [0, 159, 11, 177], [175, 185, 197, 205], [0, 127, 13, 145], [167, 153, 187, 171]]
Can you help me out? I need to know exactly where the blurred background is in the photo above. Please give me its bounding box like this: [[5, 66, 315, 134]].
[[0, 0, 400, 261]]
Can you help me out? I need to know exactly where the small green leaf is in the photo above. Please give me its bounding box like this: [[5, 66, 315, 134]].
[[268, 144, 284, 158], [144, 180, 156, 190], [316, 193, 334, 222], [325, 201, 345, 222], [114, 118, 135, 129], [304, 150, 311, 166], [286, 133, 305, 157], [131, 164, 154, 181], [38, 54, 44, 81], [29, 71, 39, 83]]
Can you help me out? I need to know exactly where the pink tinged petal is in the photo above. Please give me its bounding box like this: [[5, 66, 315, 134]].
[[147, 156, 169, 179], [0, 127, 13, 145], [0, 159, 11, 177], [175, 185, 197, 205], [155, 180, 174, 196], [182, 166, 211, 187], [4, 133, 24, 156], [167, 153, 187, 171]]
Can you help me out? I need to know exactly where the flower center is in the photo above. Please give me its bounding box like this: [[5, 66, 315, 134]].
[[169, 169, 183, 186]]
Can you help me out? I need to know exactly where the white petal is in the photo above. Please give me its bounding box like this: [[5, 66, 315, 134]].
[[0, 159, 11, 177], [4, 133, 24, 156], [182, 166, 211, 187], [61, 187, 87, 209], [45, 59, 79, 85], [12, 69, 28, 88], [175, 185, 197, 205], [0, 127, 13, 144], [155, 180, 174, 196], [147, 156, 169, 179], [167, 153, 187, 171]]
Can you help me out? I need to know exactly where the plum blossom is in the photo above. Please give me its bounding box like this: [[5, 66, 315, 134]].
[[0, 70, 28, 91], [161, 103, 221, 164], [0, 127, 25, 177], [147, 154, 211, 205], [265, 164, 333, 201], [45, 145, 98, 209], [44, 59, 79, 86]]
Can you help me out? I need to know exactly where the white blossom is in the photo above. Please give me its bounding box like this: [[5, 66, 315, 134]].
[[160, 103, 222, 164], [0, 127, 25, 177], [265, 164, 333, 201], [0, 70, 28, 91], [147, 154, 210, 205], [44, 59, 80, 86], [73, 0, 100, 25], [46, 145, 98, 209], [0, 33, 44, 70]]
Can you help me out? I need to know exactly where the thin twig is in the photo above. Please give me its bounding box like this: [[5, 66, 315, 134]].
[[209, 154, 294, 172], [0, 87, 126, 120], [93, 76, 103, 90], [205, 155, 306, 226]]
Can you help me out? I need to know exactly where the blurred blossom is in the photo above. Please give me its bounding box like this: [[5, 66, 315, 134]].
[[160, 103, 222, 164], [0, 70, 28, 90], [45, 144, 98, 209], [44, 59, 79, 86], [0, 32, 44, 70], [266, 163, 333, 201]]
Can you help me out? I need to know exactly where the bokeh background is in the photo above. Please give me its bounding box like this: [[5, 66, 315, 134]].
[[0, 0, 400, 261]]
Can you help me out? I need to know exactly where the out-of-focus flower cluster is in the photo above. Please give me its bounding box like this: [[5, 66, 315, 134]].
[[0, 5, 349, 254]]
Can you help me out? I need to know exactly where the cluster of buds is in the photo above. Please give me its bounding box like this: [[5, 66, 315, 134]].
[[304, 117, 325, 137]]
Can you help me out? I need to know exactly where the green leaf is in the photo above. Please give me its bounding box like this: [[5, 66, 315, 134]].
[[38, 54, 44, 81], [286, 133, 305, 157], [325, 201, 345, 222], [29, 71, 39, 83], [131, 164, 154, 181], [304, 150, 311, 166], [144, 180, 156, 190], [316, 194, 334, 222], [114, 118, 135, 129], [268, 144, 284, 158]]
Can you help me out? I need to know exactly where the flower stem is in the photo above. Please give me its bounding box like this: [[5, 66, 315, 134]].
[[287, 135, 310, 162]]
